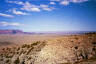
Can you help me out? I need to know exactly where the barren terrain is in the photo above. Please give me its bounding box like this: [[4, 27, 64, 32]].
[[0, 33, 96, 64]]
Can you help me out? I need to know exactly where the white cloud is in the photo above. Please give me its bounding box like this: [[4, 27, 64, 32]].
[[7, 0, 88, 12], [0, 13, 14, 18], [7, 1, 41, 12], [50, 2, 56, 5], [43, 7, 54, 11], [22, 2, 54, 12], [21, 2, 41, 12], [71, 0, 89, 3], [51, 0, 89, 2], [60, 1, 69, 5], [30, 7, 41, 12], [0, 21, 24, 27], [50, 0, 60, 1], [12, 9, 29, 15], [60, 0, 89, 5], [51, 0, 89, 5], [7, 1, 55, 12], [40, 4, 55, 11], [40, 4, 48, 8], [22, 7, 40, 12], [6, 0, 89, 12], [6, 0, 24, 5]]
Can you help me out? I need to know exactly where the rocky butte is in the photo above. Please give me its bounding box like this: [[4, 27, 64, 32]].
[[0, 30, 23, 34]]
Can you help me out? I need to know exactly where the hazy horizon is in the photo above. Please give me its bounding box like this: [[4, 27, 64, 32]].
[[0, 29, 96, 33]]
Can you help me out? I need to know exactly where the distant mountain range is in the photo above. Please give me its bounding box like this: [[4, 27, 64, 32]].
[[0, 30, 95, 34], [0, 30, 35, 34], [0, 30, 23, 34]]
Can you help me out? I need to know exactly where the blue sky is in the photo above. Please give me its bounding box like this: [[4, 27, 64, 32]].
[[0, 0, 96, 32]]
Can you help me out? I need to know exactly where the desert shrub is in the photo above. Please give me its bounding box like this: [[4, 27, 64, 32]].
[[23, 51, 26, 54], [0, 58, 3, 61], [88, 37, 92, 39], [12, 51, 15, 55], [14, 58, 20, 64], [60, 63, 71, 64], [6, 59, 9, 63], [26, 47, 34, 55], [10, 51, 12, 53], [17, 47, 20, 51], [75, 37, 78, 40], [5, 54, 9, 58], [31, 41, 40, 46], [92, 46, 96, 56], [74, 46, 78, 50], [5, 55, 12, 58], [0, 54, 3, 57], [92, 42, 96, 52], [6, 47, 11, 51], [79, 50, 88, 60], [22, 44, 31, 49], [26, 45, 31, 48], [19, 50, 24, 55], [28, 57, 31, 60], [70, 40, 74, 42], [85, 32, 96, 34], [16, 52, 19, 54], [92, 47, 96, 51], [21, 60, 25, 64], [2, 48, 5, 51], [92, 42, 96, 46], [22, 44, 27, 48], [13, 47, 16, 49]]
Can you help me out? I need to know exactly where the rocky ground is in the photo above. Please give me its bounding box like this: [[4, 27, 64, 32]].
[[0, 33, 96, 64]]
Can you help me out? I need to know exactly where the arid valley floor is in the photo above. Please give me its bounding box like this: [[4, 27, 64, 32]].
[[0, 33, 96, 64]]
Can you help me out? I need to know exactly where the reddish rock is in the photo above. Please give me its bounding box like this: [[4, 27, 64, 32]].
[[0, 30, 23, 34]]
